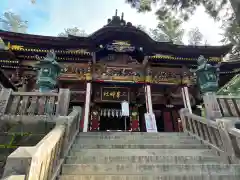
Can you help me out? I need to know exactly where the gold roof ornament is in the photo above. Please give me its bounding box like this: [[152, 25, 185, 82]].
[[0, 38, 8, 50], [106, 40, 135, 52], [7, 42, 24, 51]]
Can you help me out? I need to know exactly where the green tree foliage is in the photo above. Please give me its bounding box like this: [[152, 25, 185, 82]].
[[229, 0, 240, 23], [150, 15, 184, 44], [0, 11, 28, 33], [188, 27, 203, 46], [126, 0, 231, 21], [137, 15, 184, 44], [58, 27, 88, 37], [221, 17, 240, 60]]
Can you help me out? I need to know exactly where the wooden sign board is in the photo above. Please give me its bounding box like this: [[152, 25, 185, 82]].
[[101, 87, 129, 102]]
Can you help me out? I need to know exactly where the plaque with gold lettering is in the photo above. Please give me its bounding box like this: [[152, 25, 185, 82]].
[[101, 87, 129, 102]]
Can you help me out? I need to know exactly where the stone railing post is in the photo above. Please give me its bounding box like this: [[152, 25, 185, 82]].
[[179, 108, 188, 133], [180, 107, 240, 164], [216, 118, 239, 163], [56, 89, 70, 116], [2, 147, 36, 178], [0, 88, 12, 116]]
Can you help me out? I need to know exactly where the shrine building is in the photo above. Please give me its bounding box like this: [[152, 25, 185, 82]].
[[0, 10, 239, 132]]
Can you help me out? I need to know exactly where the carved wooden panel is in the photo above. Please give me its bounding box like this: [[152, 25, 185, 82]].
[[151, 94, 167, 104], [93, 63, 144, 83], [151, 67, 191, 85], [98, 54, 139, 65], [70, 91, 86, 103], [59, 63, 90, 81]]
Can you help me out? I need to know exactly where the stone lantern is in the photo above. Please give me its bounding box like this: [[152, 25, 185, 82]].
[[35, 50, 62, 92], [191, 55, 219, 94]]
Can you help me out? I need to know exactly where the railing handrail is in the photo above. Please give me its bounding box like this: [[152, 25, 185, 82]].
[[2, 106, 82, 180], [180, 108, 240, 164], [180, 109, 218, 127], [27, 107, 81, 180], [27, 125, 65, 180], [216, 95, 240, 99], [11, 91, 59, 97], [0, 88, 70, 117]]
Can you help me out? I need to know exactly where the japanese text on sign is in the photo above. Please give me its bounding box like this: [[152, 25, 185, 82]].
[[101, 87, 129, 102]]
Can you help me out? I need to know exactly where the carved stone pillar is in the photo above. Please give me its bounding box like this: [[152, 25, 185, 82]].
[[83, 83, 91, 132]]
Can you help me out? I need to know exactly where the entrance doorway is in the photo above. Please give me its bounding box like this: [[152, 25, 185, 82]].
[[154, 110, 165, 132], [99, 114, 130, 131], [97, 103, 131, 131], [153, 105, 181, 132]]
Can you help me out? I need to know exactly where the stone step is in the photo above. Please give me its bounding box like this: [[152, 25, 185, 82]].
[[71, 143, 207, 149], [61, 163, 240, 175], [59, 174, 240, 180], [79, 132, 187, 136], [69, 149, 215, 157], [65, 155, 223, 164], [77, 132, 193, 140], [75, 138, 200, 144]]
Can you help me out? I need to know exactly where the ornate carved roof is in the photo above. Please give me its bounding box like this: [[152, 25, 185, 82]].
[[0, 9, 233, 59]]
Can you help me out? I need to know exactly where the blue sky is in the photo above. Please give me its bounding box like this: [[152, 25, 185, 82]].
[[0, 0, 223, 45]]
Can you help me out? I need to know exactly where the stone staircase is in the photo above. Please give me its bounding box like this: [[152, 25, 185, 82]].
[[59, 132, 240, 180]]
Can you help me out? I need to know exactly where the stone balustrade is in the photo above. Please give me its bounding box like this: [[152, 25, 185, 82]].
[[180, 108, 240, 164], [2, 106, 82, 179], [216, 95, 240, 117], [0, 88, 70, 123]]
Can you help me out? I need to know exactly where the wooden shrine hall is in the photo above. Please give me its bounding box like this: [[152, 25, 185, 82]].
[[0, 10, 237, 133]]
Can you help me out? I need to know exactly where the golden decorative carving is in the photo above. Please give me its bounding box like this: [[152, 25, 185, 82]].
[[94, 65, 144, 83], [106, 40, 135, 52], [60, 63, 91, 81], [7, 42, 24, 51]]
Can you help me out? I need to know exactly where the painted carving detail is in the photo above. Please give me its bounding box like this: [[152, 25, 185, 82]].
[[106, 41, 135, 52], [94, 65, 144, 83], [60, 63, 91, 81], [151, 67, 191, 85]]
